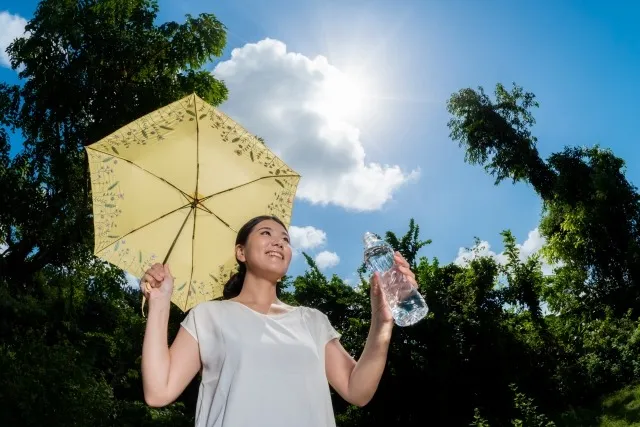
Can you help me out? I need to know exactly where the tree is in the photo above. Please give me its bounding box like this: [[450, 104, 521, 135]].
[[447, 83, 640, 319]]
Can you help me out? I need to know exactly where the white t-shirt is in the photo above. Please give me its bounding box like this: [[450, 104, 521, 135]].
[[180, 300, 342, 427]]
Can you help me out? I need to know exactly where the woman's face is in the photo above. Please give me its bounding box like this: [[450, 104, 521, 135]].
[[237, 219, 292, 281]]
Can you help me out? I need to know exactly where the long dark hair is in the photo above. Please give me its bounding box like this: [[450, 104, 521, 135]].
[[222, 215, 288, 300]]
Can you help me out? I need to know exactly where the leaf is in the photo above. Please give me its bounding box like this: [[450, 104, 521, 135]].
[[250, 151, 254, 162], [199, 113, 207, 119], [104, 204, 116, 208], [102, 157, 114, 162], [275, 169, 280, 175], [275, 179, 284, 188], [111, 146, 120, 155], [141, 129, 148, 138], [232, 137, 240, 142], [159, 125, 174, 131], [186, 110, 196, 117], [176, 282, 187, 291], [114, 241, 120, 251], [107, 181, 119, 190], [139, 251, 142, 263]]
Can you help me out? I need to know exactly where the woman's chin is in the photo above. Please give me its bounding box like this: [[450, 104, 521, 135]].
[[251, 266, 287, 283]]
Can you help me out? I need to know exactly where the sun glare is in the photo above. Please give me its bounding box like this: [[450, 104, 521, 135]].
[[313, 69, 370, 121]]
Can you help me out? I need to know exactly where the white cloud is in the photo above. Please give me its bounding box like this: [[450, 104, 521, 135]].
[[213, 38, 419, 211], [315, 251, 340, 270], [289, 225, 327, 251], [0, 11, 27, 68], [454, 228, 555, 276]]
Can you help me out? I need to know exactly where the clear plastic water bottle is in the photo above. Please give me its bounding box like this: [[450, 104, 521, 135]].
[[363, 232, 428, 327]]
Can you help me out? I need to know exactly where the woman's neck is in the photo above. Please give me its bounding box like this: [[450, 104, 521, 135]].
[[235, 271, 278, 307]]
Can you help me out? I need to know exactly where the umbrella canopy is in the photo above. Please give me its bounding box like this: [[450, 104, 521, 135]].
[[86, 94, 300, 312]]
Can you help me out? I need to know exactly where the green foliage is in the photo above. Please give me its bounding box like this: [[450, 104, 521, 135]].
[[384, 218, 431, 268], [540, 146, 640, 318], [471, 385, 556, 427], [510, 383, 556, 427], [447, 83, 640, 321], [471, 408, 492, 427], [446, 82, 555, 196], [560, 383, 640, 427]]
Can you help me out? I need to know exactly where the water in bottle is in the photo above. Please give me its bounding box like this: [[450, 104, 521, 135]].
[[363, 232, 428, 327]]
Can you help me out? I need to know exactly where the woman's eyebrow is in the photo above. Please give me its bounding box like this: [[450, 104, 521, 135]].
[[257, 226, 289, 237]]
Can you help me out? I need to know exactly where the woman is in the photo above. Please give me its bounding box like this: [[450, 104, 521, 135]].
[[141, 215, 418, 427]]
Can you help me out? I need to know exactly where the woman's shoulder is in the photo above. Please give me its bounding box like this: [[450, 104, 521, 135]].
[[186, 299, 226, 317], [296, 305, 331, 322]]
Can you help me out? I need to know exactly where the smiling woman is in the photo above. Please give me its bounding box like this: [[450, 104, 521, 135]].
[[139, 214, 420, 426], [221, 215, 291, 300]]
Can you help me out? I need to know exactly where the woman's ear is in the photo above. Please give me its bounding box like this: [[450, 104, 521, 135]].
[[236, 244, 246, 263]]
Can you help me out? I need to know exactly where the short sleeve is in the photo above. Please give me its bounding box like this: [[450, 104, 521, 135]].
[[180, 304, 200, 342], [305, 308, 341, 349]]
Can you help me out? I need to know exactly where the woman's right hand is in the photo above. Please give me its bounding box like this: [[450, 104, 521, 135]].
[[141, 263, 174, 303]]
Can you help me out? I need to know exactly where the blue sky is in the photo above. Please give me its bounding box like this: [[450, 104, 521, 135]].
[[1, 0, 639, 283]]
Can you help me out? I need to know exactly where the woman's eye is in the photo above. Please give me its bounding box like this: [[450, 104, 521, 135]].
[[261, 230, 271, 236]]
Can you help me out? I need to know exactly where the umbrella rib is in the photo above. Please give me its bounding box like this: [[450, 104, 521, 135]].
[[195, 174, 298, 236], [199, 174, 300, 203], [186, 99, 200, 310], [96, 204, 192, 254], [195, 204, 214, 215], [162, 206, 195, 265], [185, 205, 198, 310], [86, 146, 192, 203]]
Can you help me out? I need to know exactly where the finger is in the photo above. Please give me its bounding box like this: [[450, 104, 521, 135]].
[[394, 252, 410, 268], [370, 273, 380, 294], [163, 263, 172, 278], [397, 265, 415, 280], [149, 262, 162, 271], [142, 273, 160, 288], [149, 266, 165, 282]]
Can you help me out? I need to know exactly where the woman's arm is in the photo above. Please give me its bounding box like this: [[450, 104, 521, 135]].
[[325, 252, 416, 407], [141, 301, 201, 407], [325, 321, 393, 407], [140, 263, 202, 407]]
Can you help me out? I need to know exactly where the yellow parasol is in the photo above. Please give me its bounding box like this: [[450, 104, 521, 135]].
[[86, 94, 300, 312]]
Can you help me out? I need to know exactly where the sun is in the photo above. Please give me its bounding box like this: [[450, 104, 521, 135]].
[[312, 67, 371, 121]]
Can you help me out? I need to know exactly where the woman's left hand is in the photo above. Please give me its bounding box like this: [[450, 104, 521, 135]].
[[370, 252, 418, 326]]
